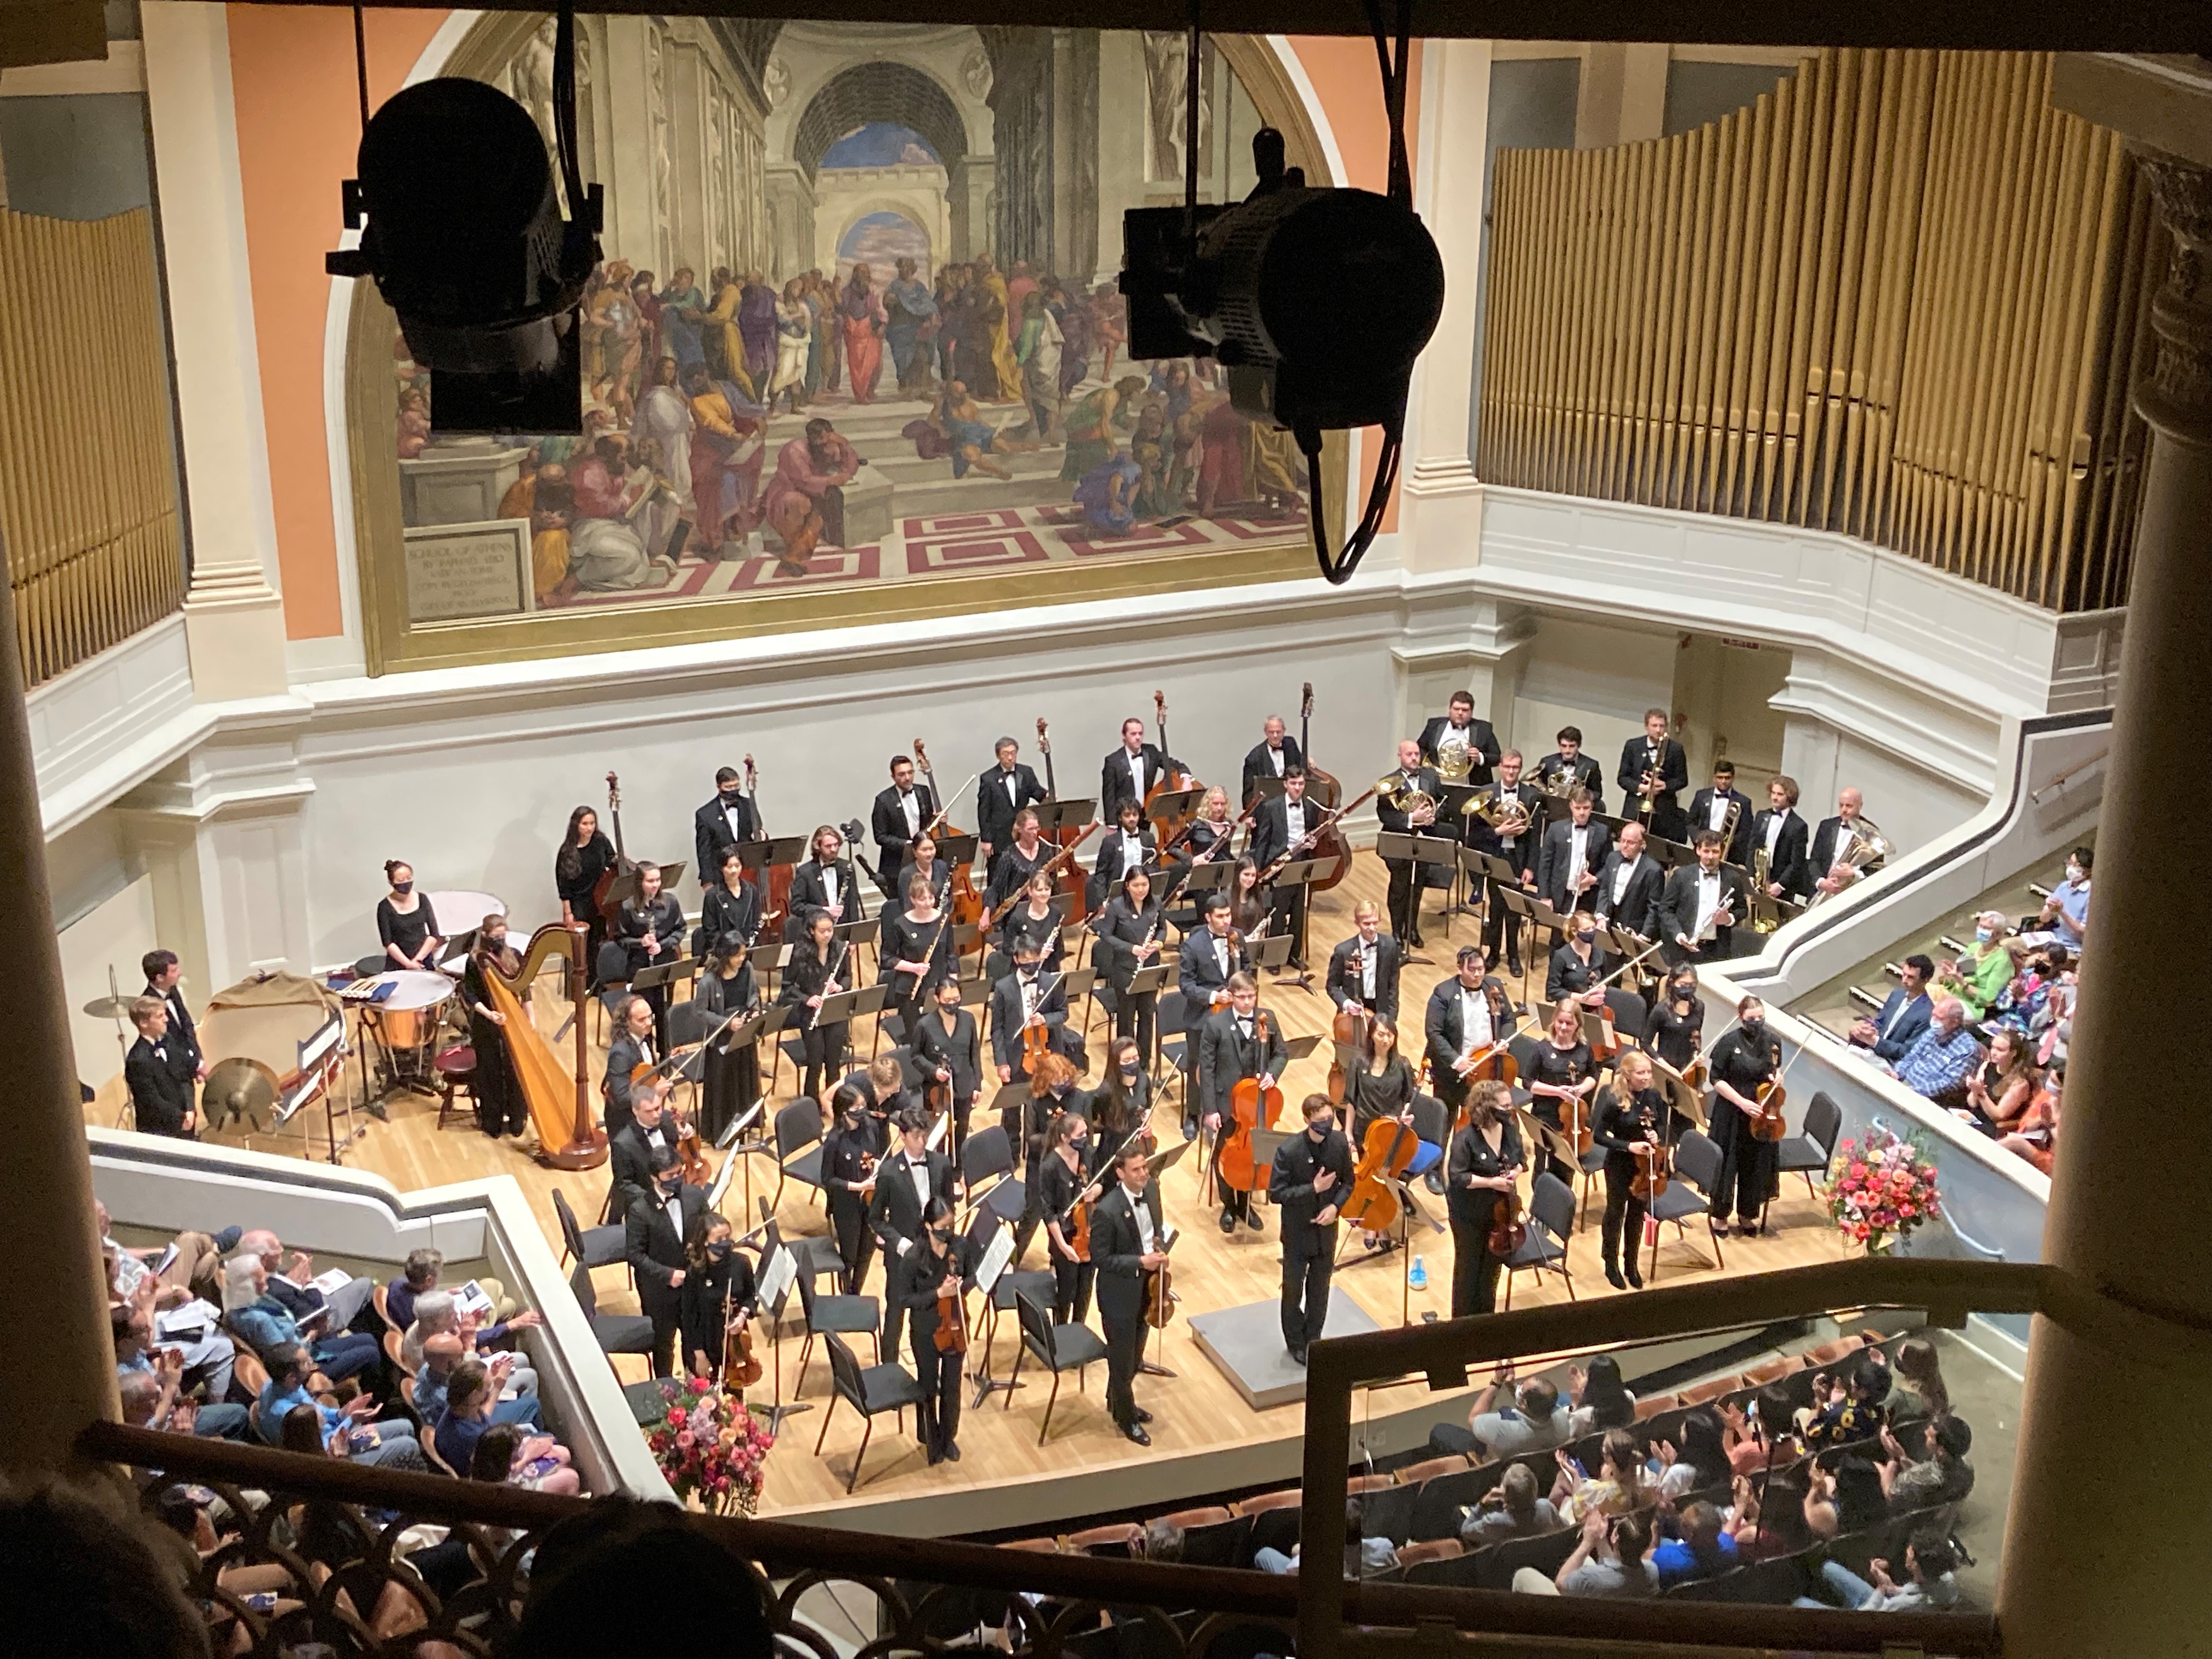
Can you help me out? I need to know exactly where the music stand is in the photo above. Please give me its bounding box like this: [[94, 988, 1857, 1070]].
[[750, 1232, 810, 1435], [1269, 855, 1339, 989], [1282, 1032, 1323, 1065], [814, 984, 887, 1026], [1178, 860, 1234, 898], [963, 1209, 1022, 1404], [1437, 787, 1482, 916], [1497, 888, 1550, 1002], [740, 837, 808, 874], [1248, 933, 1294, 974], [1250, 1126, 1294, 1196], [1039, 799, 1095, 835], [957, 974, 991, 1007], [1246, 775, 1288, 804], [936, 832, 979, 868], [632, 958, 696, 996], [1456, 846, 1496, 932]]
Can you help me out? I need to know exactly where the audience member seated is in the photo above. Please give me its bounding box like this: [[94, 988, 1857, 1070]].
[[0, 1477, 213, 1658], [270, 1408, 449, 1643], [256, 1343, 421, 1468], [387, 1247, 519, 1333], [1881, 1416, 1974, 1512], [513, 1494, 774, 1659], [1725, 1471, 1813, 1560], [1651, 1499, 1736, 1588], [402, 1289, 543, 1389], [1801, 1352, 1891, 1447], [2000, 1064, 2062, 1176], [1652, 1410, 1730, 1501], [1720, 1388, 1801, 1477], [239, 1229, 374, 1335], [1552, 1428, 1648, 1523], [1793, 1529, 1960, 1612], [1957, 1026, 2037, 1135], [113, 1304, 246, 1438], [1137, 1519, 1184, 1562], [1802, 1452, 1890, 1539], [1517, 1511, 1655, 1597], [416, 1330, 543, 1430], [119, 1366, 250, 1443], [1882, 1338, 1951, 1429], [223, 1252, 380, 1383], [1565, 1355, 1638, 1435], [1878, 997, 1982, 1107], [1429, 1366, 1572, 1460], [443, 1379, 582, 1496], [1934, 913, 2016, 1021], [98, 1200, 236, 1307], [1459, 1463, 1561, 1545], [1847, 955, 1934, 1064], [1255, 1500, 1399, 1579], [109, 1253, 235, 1404]]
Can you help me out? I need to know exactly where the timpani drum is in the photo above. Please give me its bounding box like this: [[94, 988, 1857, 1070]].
[[361, 969, 454, 1090]]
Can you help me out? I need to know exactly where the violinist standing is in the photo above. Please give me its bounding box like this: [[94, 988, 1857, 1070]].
[[868, 1104, 961, 1363], [1271, 1094, 1356, 1364], [681, 1211, 758, 1385], [1524, 1000, 1598, 1189], [1040, 1112, 1103, 1323], [1096, 865, 1167, 1069], [821, 1085, 879, 1295], [902, 1198, 976, 1465], [1198, 974, 1287, 1234], [911, 974, 983, 1144], [1593, 1049, 1670, 1290], [1446, 1081, 1525, 1318], [1706, 996, 1781, 1237], [1093, 1144, 1167, 1446]]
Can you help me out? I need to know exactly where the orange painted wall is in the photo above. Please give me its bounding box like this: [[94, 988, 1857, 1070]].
[[221, 18, 1406, 640], [227, 4, 448, 640]]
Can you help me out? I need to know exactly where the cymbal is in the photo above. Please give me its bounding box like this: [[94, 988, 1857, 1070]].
[[205, 1056, 279, 1132], [83, 995, 138, 1019]]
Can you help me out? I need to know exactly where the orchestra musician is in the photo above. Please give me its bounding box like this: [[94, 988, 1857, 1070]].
[[1593, 1048, 1671, 1289], [981, 809, 1052, 917], [123, 995, 196, 1139], [607, 1077, 678, 1221], [693, 847, 764, 963], [1688, 759, 1756, 870], [1469, 751, 1542, 975], [990, 940, 1084, 1084], [1271, 1094, 1355, 1365], [1093, 1142, 1167, 1446], [1646, 964, 1706, 1075], [894, 830, 953, 910], [911, 975, 984, 1143], [1810, 787, 1883, 896], [1091, 1035, 1155, 1171], [976, 736, 1050, 876], [779, 910, 850, 1099], [822, 1084, 881, 1295], [1753, 776, 1813, 901], [785, 823, 861, 943], [681, 1211, 758, 1385], [1592, 821, 1664, 943], [1546, 909, 1614, 1009], [140, 948, 204, 1091], [839, 1054, 917, 1146], [995, 870, 1067, 979], [1099, 715, 1183, 821], [1531, 727, 1606, 814], [624, 1144, 708, 1378], [1657, 831, 1747, 967], [602, 994, 658, 1142], [1249, 766, 1319, 967], [868, 1104, 961, 1363], [1040, 1111, 1104, 1323], [900, 1197, 975, 1466], [878, 874, 955, 1042], [377, 860, 444, 973], [1537, 788, 1611, 916], [1344, 1018, 1435, 1243], [1327, 901, 1404, 1029], [1095, 865, 1167, 1068], [554, 805, 617, 982], [1228, 856, 1269, 940], [1523, 999, 1598, 1190], [1240, 714, 1306, 805], [1424, 944, 1511, 1124], [1706, 995, 1781, 1237], [1014, 1052, 1086, 1262], [1378, 740, 1442, 947], [462, 914, 526, 1139], [1176, 891, 1246, 1131], [1617, 708, 1689, 842], [1418, 689, 1501, 788], [870, 754, 939, 899], [616, 861, 686, 1045], [1445, 1079, 1525, 1317], [1198, 973, 1287, 1234], [693, 766, 762, 897], [693, 938, 761, 1146], [1183, 785, 1241, 868], [1087, 799, 1159, 911]]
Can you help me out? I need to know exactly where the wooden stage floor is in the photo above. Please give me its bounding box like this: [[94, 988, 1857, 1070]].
[[92, 848, 1847, 1530]]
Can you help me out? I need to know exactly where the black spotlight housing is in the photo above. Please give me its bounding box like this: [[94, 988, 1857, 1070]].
[[328, 75, 602, 435]]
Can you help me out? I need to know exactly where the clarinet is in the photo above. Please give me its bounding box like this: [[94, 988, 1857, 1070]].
[[806, 938, 850, 1032]]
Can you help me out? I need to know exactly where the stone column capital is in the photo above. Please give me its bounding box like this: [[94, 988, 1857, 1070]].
[[2136, 150, 2212, 445]]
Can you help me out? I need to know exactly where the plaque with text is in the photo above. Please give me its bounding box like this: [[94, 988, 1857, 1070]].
[[402, 519, 533, 624]]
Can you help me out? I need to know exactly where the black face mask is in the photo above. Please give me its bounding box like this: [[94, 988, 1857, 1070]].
[[720, 787, 743, 801], [1119, 1064, 1140, 1079], [393, 881, 413, 896], [1742, 1018, 1765, 1037], [708, 1241, 731, 1260]]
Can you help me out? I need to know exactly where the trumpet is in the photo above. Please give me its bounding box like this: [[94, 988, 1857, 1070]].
[[1435, 735, 1474, 783]]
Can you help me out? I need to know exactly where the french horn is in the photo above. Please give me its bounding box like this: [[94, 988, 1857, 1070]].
[[1435, 735, 1474, 783]]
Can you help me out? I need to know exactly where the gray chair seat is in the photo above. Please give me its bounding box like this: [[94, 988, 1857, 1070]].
[[811, 1293, 881, 1335], [568, 1263, 654, 1356], [854, 1360, 929, 1415]]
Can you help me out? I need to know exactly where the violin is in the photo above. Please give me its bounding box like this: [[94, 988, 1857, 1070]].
[[933, 1268, 969, 1354], [1630, 1139, 1671, 1201], [720, 1259, 764, 1388], [1215, 1010, 1284, 1197], [1144, 1230, 1179, 1329], [1750, 1077, 1788, 1141], [1487, 1184, 1528, 1256], [1017, 967, 1069, 1075], [1206, 929, 1245, 1010], [673, 1107, 712, 1187], [1338, 1116, 1418, 1238]]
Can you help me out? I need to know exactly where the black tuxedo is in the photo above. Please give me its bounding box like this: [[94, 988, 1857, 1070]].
[[1195, 1007, 1288, 1127], [125, 1034, 194, 1137], [1810, 815, 1883, 889], [1657, 864, 1749, 966], [1688, 787, 1757, 867], [1531, 752, 1606, 814], [1249, 793, 1324, 956], [1468, 780, 1541, 968], [785, 858, 861, 940], [1325, 933, 1402, 1023], [1537, 817, 1612, 914], [870, 782, 939, 889], [1239, 736, 1305, 806], [693, 792, 760, 891], [989, 969, 1077, 1072], [1423, 975, 1510, 1108], [1617, 735, 1690, 836], [868, 1144, 959, 1360], [975, 763, 1049, 853], [1753, 809, 1813, 900], [145, 983, 201, 1074], [624, 1181, 709, 1375], [602, 1032, 656, 1141], [1175, 927, 1245, 1045], [1085, 825, 1159, 909], [1417, 714, 1501, 785], [607, 1118, 679, 1222], [1377, 763, 1445, 941], [1092, 1180, 1165, 1427], [1271, 1124, 1355, 1353], [1099, 742, 1177, 820], [1592, 850, 1664, 940]]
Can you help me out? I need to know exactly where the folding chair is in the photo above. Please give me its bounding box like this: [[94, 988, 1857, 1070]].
[[814, 1330, 926, 1493], [1500, 1171, 1577, 1308], [1007, 1287, 1109, 1443]]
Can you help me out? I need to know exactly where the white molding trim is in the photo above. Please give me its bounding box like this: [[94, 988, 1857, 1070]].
[[1264, 34, 1350, 188]]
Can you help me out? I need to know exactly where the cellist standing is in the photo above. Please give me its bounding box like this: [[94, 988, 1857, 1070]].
[[1198, 973, 1287, 1235], [1270, 1094, 1355, 1366]]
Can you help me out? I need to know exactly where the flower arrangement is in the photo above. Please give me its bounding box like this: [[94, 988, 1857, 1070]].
[[645, 1377, 773, 1514], [1823, 1127, 1941, 1255]]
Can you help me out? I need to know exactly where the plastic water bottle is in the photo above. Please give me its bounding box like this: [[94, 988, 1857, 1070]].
[[1408, 1255, 1429, 1290]]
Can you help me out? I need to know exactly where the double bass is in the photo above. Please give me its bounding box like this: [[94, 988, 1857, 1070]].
[[592, 772, 639, 928], [1300, 682, 1353, 896], [1034, 719, 1092, 924], [1214, 1009, 1285, 1198], [1143, 690, 1199, 842], [742, 754, 789, 947], [919, 739, 985, 937]]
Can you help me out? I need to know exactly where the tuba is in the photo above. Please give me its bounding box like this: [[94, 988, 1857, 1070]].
[[1435, 735, 1474, 783], [1842, 816, 1891, 873]]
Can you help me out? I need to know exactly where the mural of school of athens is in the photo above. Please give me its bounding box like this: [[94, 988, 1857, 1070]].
[[391, 18, 1313, 613]]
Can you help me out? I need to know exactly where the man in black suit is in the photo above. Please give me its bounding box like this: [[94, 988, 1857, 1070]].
[[1752, 775, 1813, 901], [1099, 716, 1181, 821], [870, 754, 939, 899], [1658, 831, 1749, 966], [1271, 1094, 1355, 1364], [1092, 1143, 1167, 1445], [1248, 766, 1322, 966], [1530, 727, 1606, 815], [1326, 901, 1402, 1027], [1592, 821, 1664, 941], [1417, 689, 1500, 788], [1616, 708, 1690, 842], [1809, 786, 1883, 901], [124, 996, 196, 1138], [693, 766, 760, 894], [867, 1105, 961, 1362], [1240, 714, 1305, 806], [1468, 750, 1542, 974], [1687, 759, 1756, 868], [1176, 893, 1246, 1133], [1424, 946, 1510, 1120], [990, 943, 1083, 1083], [911, 976, 983, 1141], [1197, 974, 1288, 1233], [1537, 789, 1611, 916], [140, 949, 205, 1086], [1378, 740, 1443, 946], [976, 736, 1049, 874], [606, 1079, 678, 1222], [624, 1146, 708, 1377]]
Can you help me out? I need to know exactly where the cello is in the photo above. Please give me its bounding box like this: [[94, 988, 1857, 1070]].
[[1338, 1116, 1418, 1239], [1214, 1009, 1285, 1199], [1300, 682, 1353, 896], [1143, 690, 1199, 842]]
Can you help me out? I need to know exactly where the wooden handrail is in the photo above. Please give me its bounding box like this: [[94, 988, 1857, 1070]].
[[2029, 748, 2108, 804]]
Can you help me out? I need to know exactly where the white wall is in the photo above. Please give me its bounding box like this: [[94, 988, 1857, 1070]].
[[59, 871, 162, 1090], [1510, 614, 1678, 784]]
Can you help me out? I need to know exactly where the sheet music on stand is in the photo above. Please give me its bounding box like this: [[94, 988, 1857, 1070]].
[[973, 1219, 1015, 1295], [739, 836, 809, 873], [707, 1143, 743, 1210], [1127, 962, 1173, 996], [757, 1243, 798, 1313]]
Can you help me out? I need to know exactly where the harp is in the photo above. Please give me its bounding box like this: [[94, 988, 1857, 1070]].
[[481, 922, 606, 1170]]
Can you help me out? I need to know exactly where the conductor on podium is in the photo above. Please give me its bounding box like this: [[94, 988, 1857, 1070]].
[[1272, 1093, 1355, 1365]]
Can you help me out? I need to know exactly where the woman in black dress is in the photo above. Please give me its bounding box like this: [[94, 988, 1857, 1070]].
[[617, 862, 685, 1045], [1524, 999, 1598, 1189], [1090, 1035, 1153, 1171], [377, 860, 443, 970], [894, 830, 952, 910], [1646, 965, 1705, 1074], [1037, 1111, 1102, 1324], [780, 910, 850, 1100], [680, 1210, 758, 1384], [1344, 1017, 1425, 1249], [1593, 1047, 1669, 1289], [555, 806, 617, 984], [902, 1197, 975, 1466], [694, 848, 764, 962], [1229, 856, 1269, 940], [1094, 865, 1166, 1066], [1706, 995, 1782, 1237], [995, 871, 1065, 982], [1446, 1080, 1525, 1317], [821, 1085, 878, 1294], [878, 874, 955, 1043], [694, 939, 761, 1146], [785, 824, 859, 943], [460, 912, 527, 1138]]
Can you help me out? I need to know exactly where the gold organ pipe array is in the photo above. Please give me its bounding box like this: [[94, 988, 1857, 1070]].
[[0, 208, 187, 688], [1477, 49, 2158, 614]]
